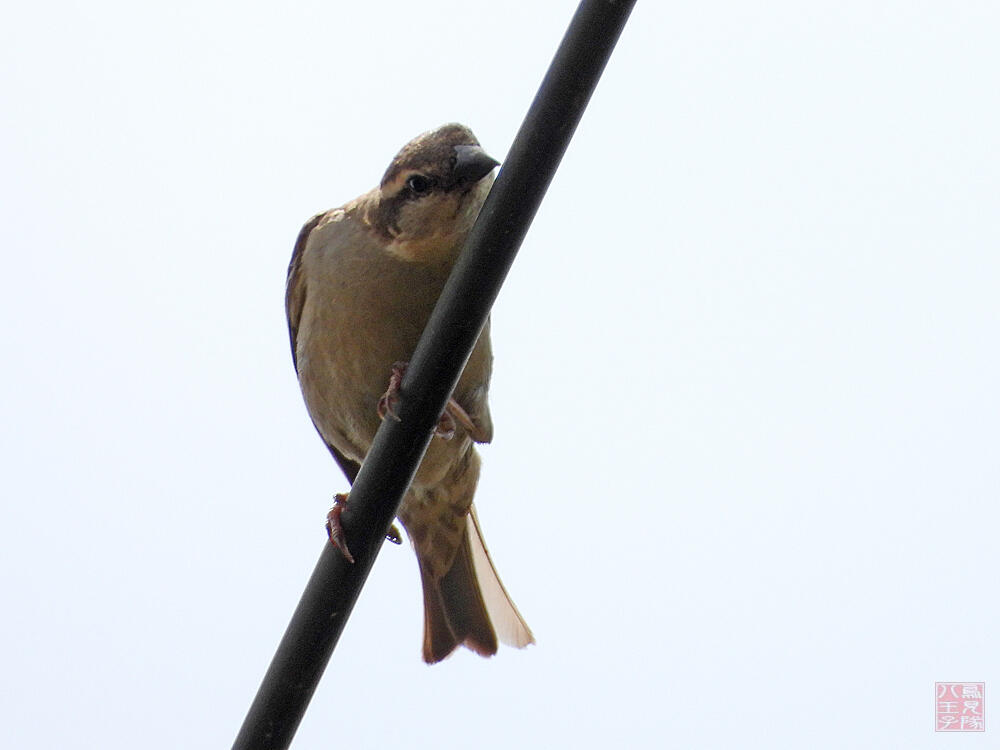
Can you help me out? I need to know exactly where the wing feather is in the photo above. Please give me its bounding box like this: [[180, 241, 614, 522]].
[[285, 210, 362, 484], [285, 211, 326, 373]]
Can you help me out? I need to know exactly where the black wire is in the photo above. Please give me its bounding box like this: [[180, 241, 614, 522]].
[[232, 1, 636, 747]]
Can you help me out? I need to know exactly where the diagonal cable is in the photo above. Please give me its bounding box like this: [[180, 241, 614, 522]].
[[233, 2, 636, 747]]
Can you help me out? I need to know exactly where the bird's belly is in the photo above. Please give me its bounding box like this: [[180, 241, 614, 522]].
[[296, 293, 426, 464]]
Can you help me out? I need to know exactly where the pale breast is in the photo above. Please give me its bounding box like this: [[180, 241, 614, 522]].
[[295, 216, 454, 463]]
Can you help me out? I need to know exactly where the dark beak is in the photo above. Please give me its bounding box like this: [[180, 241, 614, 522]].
[[452, 144, 500, 185]]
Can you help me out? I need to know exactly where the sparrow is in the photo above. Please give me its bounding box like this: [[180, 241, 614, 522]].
[[285, 123, 534, 663]]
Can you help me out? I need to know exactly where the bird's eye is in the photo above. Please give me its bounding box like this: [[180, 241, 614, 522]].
[[406, 175, 434, 196]]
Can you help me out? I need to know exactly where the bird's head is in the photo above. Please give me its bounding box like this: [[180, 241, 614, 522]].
[[369, 123, 499, 263]]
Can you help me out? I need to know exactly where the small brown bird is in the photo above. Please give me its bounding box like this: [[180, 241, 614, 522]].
[[285, 124, 534, 663]]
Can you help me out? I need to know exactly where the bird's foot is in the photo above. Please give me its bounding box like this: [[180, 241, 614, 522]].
[[376, 361, 409, 423], [376, 361, 472, 440], [326, 493, 402, 561], [444, 398, 490, 442], [434, 408, 456, 440], [326, 493, 355, 563]]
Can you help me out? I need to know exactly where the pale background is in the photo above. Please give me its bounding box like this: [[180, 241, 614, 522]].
[[2, 1, 998, 747]]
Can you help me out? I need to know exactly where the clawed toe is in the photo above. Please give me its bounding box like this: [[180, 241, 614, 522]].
[[326, 493, 403, 558], [445, 398, 490, 443], [377, 361, 408, 423], [325, 493, 355, 564], [435, 410, 456, 440], [375, 361, 487, 443]]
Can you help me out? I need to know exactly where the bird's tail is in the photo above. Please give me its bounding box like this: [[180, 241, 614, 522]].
[[418, 503, 534, 663]]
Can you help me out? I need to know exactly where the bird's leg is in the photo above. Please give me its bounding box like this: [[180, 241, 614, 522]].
[[443, 399, 490, 443], [327, 493, 403, 560], [434, 408, 456, 440], [376, 361, 409, 423], [326, 493, 355, 563], [376, 361, 474, 440]]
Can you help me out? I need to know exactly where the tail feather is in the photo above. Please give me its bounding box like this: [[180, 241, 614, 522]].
[[466, 505, 535, 649], [418, 504, 533, 663], [420, 527, 497, 663], [420, 570, 462, 663]]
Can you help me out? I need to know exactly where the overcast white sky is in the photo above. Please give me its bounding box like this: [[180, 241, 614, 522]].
[[2, 1, 999, 747]]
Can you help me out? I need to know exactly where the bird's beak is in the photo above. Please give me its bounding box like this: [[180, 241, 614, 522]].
[[452, 145, 500, 185]]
